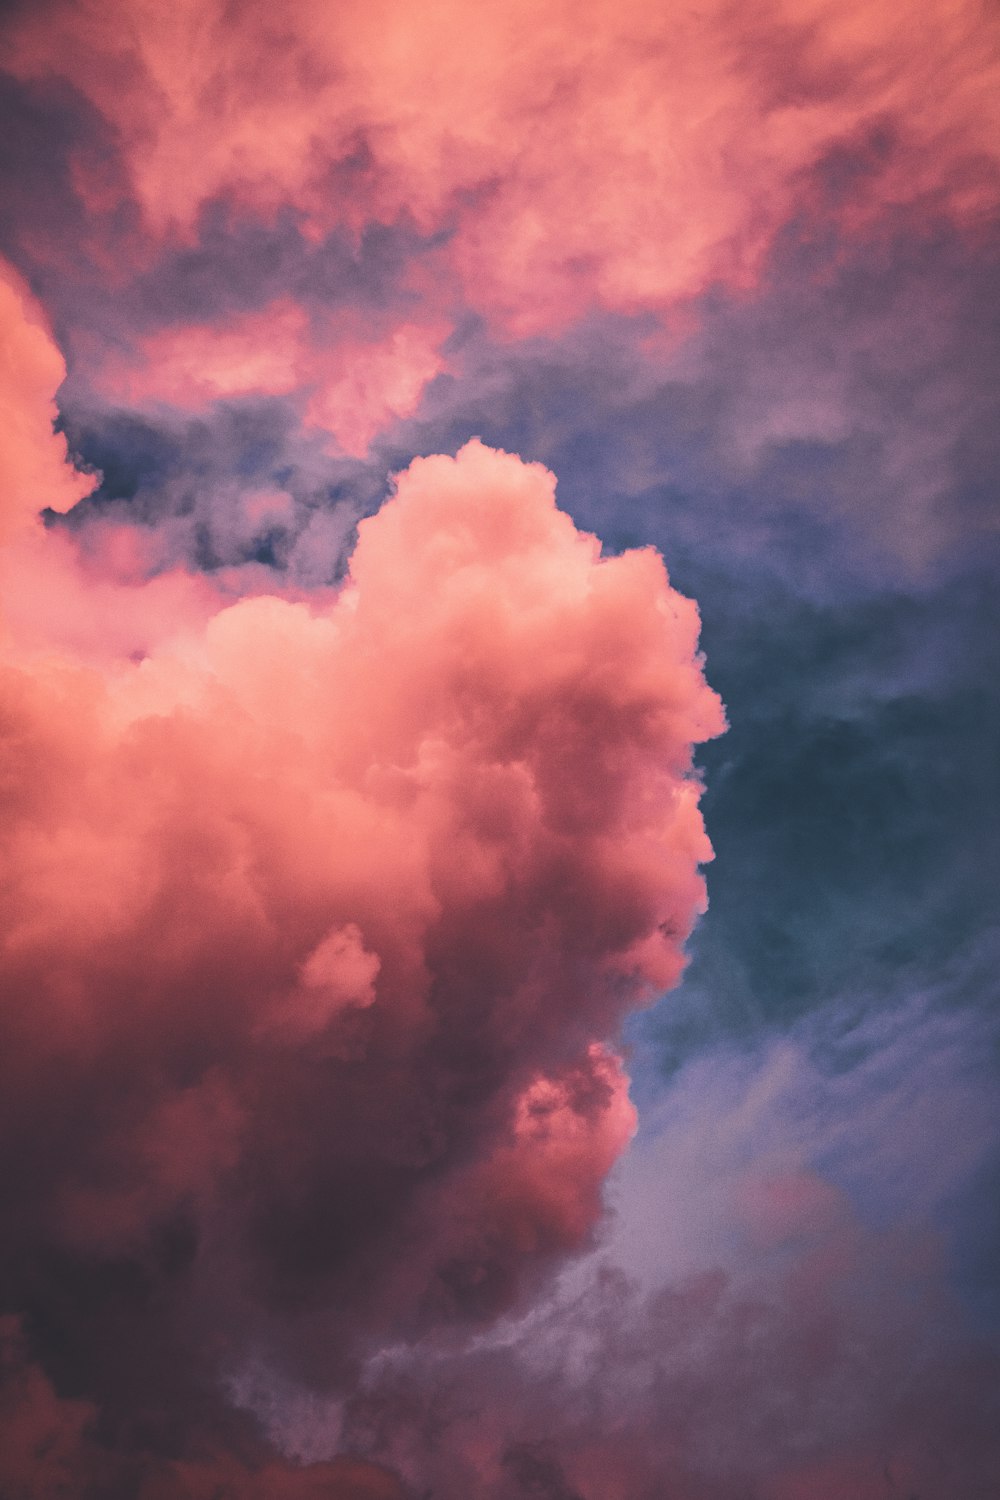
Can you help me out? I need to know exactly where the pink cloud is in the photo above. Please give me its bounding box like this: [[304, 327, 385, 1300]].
[[0, 371, 722, 1462], [302, 320, 448, 456], [94, 301, 448, 455], [0, 261, 94, 541], [0, 523, 224, 663], [97, 300, 308, 408], [8, 0, 999, 332]]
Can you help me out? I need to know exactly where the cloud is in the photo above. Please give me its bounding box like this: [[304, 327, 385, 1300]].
[[291, 989, 1000, 1499], [5, 3, 995, 588], [389, 205, 1000, 592], [0, 329, 722, 1482], [0, 1317, 407, 1499], [6, 0, 998, 335], [90, 300, 449, 458], [338, 1246, 1000, 1499], [0, 260, 94, 541], [1, 3, 998, 1493]]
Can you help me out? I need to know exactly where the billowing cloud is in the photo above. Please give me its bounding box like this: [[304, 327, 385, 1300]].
[[0, 305, 722, 1485]]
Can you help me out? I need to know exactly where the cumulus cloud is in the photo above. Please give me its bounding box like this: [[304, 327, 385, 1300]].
[[0, 302, 722, 1486]]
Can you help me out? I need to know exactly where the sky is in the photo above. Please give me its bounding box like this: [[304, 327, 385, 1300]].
[[0, 1, 998, 1496]]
